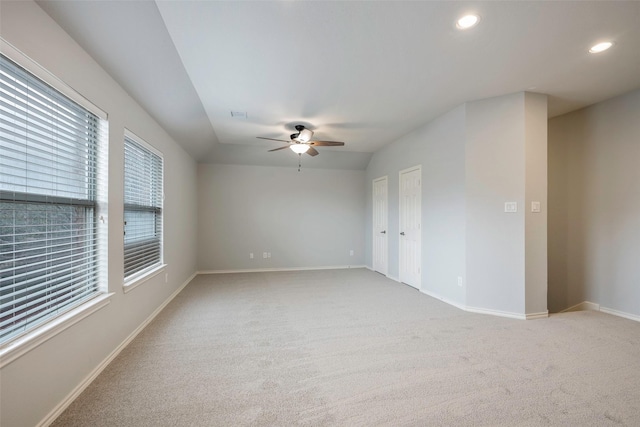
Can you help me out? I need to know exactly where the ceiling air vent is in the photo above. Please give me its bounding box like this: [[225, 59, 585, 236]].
[[230, 111, 247, 118]]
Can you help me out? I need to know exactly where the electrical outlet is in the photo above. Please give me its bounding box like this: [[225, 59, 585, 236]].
[[165, 273, 169, 283], [250, 253, 254, 259], [457, 276, 463, 287], [349, 249, 354, 256]]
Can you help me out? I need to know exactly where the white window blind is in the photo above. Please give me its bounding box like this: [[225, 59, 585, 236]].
[[0, 53, 107, 345], [123, 133, 163, 281]]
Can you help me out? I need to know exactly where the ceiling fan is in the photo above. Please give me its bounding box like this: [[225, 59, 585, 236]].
[[257, 125, 345, 156]]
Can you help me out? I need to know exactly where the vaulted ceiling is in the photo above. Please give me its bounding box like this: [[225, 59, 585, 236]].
[[37, 1, 640, 169]]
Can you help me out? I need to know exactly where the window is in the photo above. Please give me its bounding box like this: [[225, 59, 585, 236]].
[[123, 131, 163, 283], [0, 53, 107, 345]]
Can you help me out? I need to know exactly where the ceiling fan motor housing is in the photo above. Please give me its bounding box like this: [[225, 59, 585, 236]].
[[292, 126, 314, 143], [291, 124, 305, 141]]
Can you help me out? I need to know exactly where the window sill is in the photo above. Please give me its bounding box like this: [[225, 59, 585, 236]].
[[0, 292, 114, 368], [123, 264, 166, 294]]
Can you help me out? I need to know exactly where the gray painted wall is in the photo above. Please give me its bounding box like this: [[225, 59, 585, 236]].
[[197, 164, 366, 270], [366, 92, 548, 317], [548, 89, 640, 316], [0, 2, 198, 426], [524, 93, 548, 314], [365, 105, 467, 306], [465, 93, 527, 314], [465, 92, 548, 315]]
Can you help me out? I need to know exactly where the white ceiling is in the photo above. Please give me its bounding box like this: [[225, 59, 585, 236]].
[[37, 1, 640, 169]]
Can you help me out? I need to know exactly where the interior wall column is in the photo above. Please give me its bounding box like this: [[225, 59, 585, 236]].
[[465, 91, 548, 318]]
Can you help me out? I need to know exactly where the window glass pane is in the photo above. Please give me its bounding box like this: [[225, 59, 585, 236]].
[[0, 54, 105, 345], [123, 134, 163, 280]]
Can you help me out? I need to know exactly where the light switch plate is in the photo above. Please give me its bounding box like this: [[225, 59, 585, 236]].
[[531, 201, 541, 213], [504, 202, 517, 213]]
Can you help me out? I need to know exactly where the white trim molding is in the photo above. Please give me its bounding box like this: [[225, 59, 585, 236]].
[[37, 272, 197, 427], [365, 265, 392, 279], [464, 306, 548, 321], [525, 311, 549, 320], [599, 306, 640, 323], [393, 278, 546, 321], [123, 264, 167, 294], [464, 305, 527, 320], [0, 38, 107, 119], [0, 293, 114, 369], [560, 301, 640, 323], [420, 288, 467, 311], [561, 301, 600, 313], [198, 265, 366, 274]]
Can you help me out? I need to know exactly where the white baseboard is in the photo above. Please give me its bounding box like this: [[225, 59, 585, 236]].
[[464, 305, 527, 320], [365, 266, 391, 278], [385, 275, 421, 291], [38, 271, 197, 427], [600, 306, 640, 323], [463, 306, 547, 320], [561, 301, 600, 312], [386, 277, 542, 321], [420, 288, 466, 311], [559, 301, 640, 323], [198, 265, 366, 274], [526, 311, 549, 320]]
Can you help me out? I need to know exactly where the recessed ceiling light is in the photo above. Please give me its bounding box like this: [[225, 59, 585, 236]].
[[456, 14, 480, 30], [589, 42, 613, 53]]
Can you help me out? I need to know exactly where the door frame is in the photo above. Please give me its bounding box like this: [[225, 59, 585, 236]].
[[372, 175, 388, 276], [398, 165, 422, 289]]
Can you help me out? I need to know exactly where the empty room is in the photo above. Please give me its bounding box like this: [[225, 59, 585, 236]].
[[1, 1, 639, 426]]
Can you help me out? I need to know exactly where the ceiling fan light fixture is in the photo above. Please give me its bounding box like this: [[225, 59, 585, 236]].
[[290, 143, 310, 154], [296, 128, 314, 143]]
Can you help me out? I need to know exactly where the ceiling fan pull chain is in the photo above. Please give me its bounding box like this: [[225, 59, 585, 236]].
[[298, 153, 302, 172]]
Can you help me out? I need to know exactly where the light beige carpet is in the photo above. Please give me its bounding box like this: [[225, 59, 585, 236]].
[[52, 269, 640, 426]]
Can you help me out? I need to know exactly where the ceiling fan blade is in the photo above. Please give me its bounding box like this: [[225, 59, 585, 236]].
[[310, 140, 345, 146], [257, 137, 290, 143], [306, 146, 319, 156], [268, 145, 291, 152]]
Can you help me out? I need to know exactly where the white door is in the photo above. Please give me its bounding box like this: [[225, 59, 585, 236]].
[[399, 166, 421, 289], [372, 176, 388, 275]]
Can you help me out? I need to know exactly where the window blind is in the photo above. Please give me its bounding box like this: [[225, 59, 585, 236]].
[[123, 134, 163, 280], [0, 53, 106, 344]]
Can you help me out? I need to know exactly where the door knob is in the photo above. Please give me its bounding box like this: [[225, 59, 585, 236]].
[[380, 230, 386, 234], [400, 232, 405, 236]]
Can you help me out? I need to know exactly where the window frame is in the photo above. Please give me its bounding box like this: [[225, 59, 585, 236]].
[[0, 41, 111, 366], [122, 129, 164, 292]]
